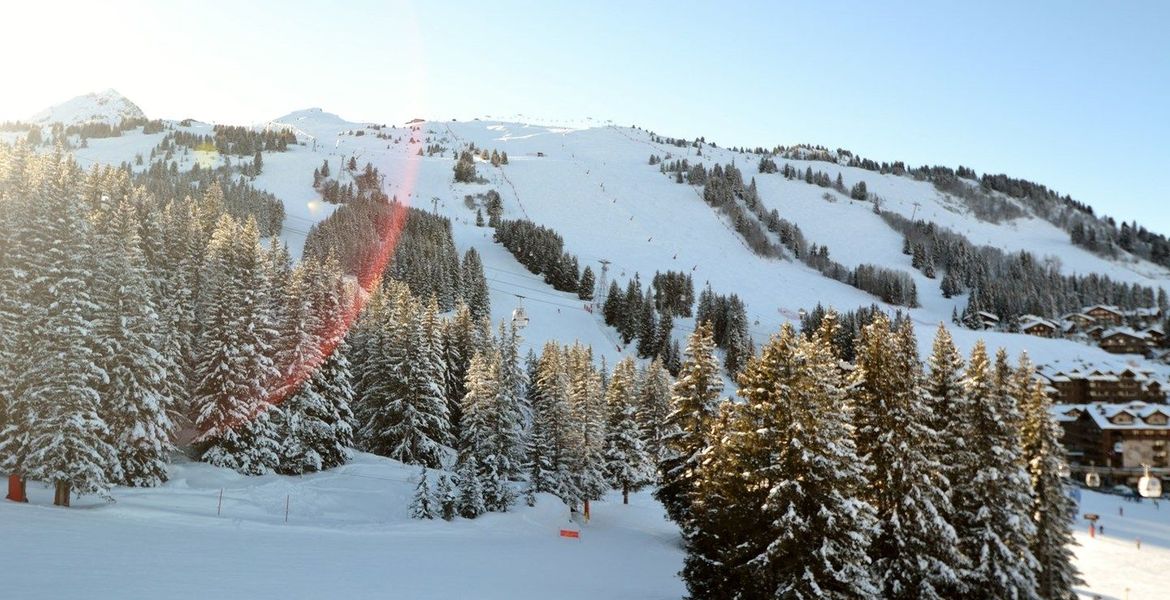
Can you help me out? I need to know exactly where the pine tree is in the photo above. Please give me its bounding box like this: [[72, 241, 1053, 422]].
[[456, 452, 486, 518], [360, 285, 451, 468], [655, 321, 722, 527], [492, 322, 530, 483], [578, 265, 595, 301], [94, 199, 175, 487], [954, 342, 1039, 599], [437, 472, 457, 521], [1019, 365, 1082, 599], [527, 341, 578, 505], [718, 317, 879, 599], [566, 343, 607, 506], [19, 152, 120, 503], [410, 466, 437, 519], [193, 216, 281, 475], [636, 358, 674, 468], [851, 316, 964, 599], [459, 349, 508, 511], [461, 248, 490, 321], [604, 357, 651, 504]]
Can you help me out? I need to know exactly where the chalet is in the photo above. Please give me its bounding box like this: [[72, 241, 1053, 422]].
[[1124, 307, 1163, 328], [1099, 327, 1149, 355], [1020, 317, 1058, 338], [1084, 325, 1107, 340], [1054, 402, 1170, 472], [1037, 360, 1167, 405], [1142, 327, 1166, 347], [1084, 304, 1124, 326], [1061, 312, 1096, 330], [976, 311, 1000, 330]]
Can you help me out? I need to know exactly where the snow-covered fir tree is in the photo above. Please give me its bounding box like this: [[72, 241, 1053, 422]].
[[566, 342, 607, 507], [358, 282, 451, 468], [953, 342, 1039, 599], [526, 341, 578, 505], [1019, 362, 1082, 599], [437, 472, 457, 521], [655, 321, 722, 526], [636, 357, 674, 469], [92, 198, 175, 487], [193, 216, 282, 475], [850, 315, 964, 599], [458, 348, 513, 513], [410, 466, 437, 519], [603, 356, 652, 504]]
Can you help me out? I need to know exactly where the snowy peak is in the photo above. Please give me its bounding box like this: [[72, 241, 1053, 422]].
[[30, 89, 147, 126]]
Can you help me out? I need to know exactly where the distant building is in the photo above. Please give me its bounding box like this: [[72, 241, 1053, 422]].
[[1054, 401, 1170, 470], [1061, 312, 1097, 330], [1020, 317, 1058, 338], [1037, 360, 1166, 405], [1099, 327, 1149, 355], [1084, 304, 1125, 326], [976, 311, 1000, 330]]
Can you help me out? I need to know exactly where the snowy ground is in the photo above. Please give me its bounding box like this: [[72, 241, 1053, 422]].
[[0, 454, 685, 600], [1071, 488, 1170, 599], [2, 456, 1165, 600]]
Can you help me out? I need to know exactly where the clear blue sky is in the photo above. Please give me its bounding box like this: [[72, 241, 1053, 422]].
[[4, 1, 1167, 233]]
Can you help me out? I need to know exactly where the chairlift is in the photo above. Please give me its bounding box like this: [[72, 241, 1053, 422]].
[[1085, 471, 1101, 488], [1139, 464, 1163, 498], [511, 296, 529, 329]]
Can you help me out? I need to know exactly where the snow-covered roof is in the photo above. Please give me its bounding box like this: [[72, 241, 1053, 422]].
[[1020, 317, 1057, 331], [1076, 402, 1170, 430], [1100, 327, 1145, 340], [1084, 304, 1123, 315]]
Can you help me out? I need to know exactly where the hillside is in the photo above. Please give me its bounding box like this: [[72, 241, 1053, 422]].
[[16, 102, 1167, 375], [7, 93, 1170, 599]]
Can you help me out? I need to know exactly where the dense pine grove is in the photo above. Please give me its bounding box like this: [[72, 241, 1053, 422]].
[[0, 143, 353, 503], [493, 218, 584, 294], [656, 158, 919, 307], [661, 315, 1081, 600], [880, 211, 1164, 324]]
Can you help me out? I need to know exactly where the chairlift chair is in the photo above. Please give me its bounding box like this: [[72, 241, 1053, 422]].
[[511, 296, 529, 329], [1139, 465, 1163, 498]]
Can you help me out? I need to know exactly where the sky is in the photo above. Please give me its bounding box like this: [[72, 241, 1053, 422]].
[[2, 0, 1167, 233]]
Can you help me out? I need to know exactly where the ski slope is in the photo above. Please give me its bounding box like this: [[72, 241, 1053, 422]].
[[9, 90, 1170, 600], [21, 100, 1170, 379], [1, 454, 1165, 600]]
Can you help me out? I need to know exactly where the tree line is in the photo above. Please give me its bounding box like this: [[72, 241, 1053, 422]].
[[659, 315, 1080, 600], [880, 211, 1164, 326]]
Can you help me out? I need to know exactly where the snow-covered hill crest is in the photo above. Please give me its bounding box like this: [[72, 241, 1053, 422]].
[[29, 88, 146, 126]]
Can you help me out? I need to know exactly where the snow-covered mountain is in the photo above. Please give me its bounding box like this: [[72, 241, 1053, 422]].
[[20, 93, 1166, 378], [29, 88, 146, 126], [6, 90, 1170, 599]]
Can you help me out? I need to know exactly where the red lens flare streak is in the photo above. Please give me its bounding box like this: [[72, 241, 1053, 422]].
[[234, 126, 425, 433]]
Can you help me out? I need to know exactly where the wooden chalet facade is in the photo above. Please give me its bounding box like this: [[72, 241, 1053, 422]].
[[1099, 328, 1150, 355], [1038, 361, 1167, 405], [1055, 402, 1170, 471]]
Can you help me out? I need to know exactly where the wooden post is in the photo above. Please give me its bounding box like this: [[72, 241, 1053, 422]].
[[217, 488, 223, 516], [6, 474, 26, 503], [284, 494, 290, 524]]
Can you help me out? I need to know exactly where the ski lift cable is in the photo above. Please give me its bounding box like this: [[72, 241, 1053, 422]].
[[486, 285, 581, 310], [483, 276, 584, 302]]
